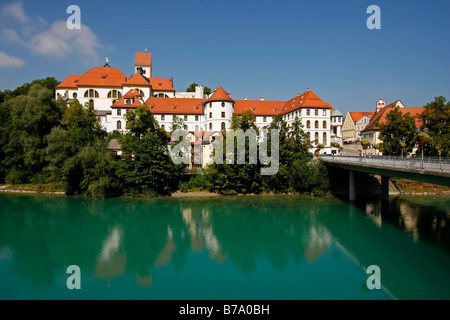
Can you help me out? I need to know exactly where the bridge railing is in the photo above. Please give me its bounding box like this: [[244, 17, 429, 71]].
[[319, 155, 450, 172]]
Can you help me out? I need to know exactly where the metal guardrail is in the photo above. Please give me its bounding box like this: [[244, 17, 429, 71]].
[[320, 155, 450, 172]]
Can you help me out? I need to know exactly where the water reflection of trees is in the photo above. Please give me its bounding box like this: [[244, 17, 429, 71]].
[[359, 197, 450, 253], [0, 195, 335, 288]]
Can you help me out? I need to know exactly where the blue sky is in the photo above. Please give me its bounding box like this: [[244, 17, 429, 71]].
[[0, 0, 449, 115]]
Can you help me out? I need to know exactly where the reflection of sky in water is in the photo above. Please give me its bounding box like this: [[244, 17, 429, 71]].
[[0, 194, 449, 299]]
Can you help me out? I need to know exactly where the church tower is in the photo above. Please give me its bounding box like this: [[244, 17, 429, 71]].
[[376, 98, 385, 113], [134, 52, 152, 77]]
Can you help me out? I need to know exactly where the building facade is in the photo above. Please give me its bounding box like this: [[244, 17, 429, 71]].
[[56, 52, 343, 156]]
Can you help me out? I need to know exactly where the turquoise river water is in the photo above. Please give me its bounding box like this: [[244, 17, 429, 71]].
[[0, 193, 449, 300]]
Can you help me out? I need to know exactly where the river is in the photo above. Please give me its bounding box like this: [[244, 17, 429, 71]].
[[0, 193, 448, 299]]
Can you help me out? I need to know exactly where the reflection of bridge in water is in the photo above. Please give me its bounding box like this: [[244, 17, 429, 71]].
[[321, 155, 450, 201]]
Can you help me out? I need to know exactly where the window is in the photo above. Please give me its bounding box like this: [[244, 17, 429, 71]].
[[307, 132, 311, 140], [323, 121, 327, 129], [195, 125, 199, 131], [263, 116, 266, 122], [155, 93, 169, 98], [84, 89, 99, 98], [306, 109, 310, 116], [117, 109, 121, 116], [107, 90, 122, 99], [135, 89, 144, 97], [221, 122, 225, 131], [209, 112, 212, 119], [73, 93, 77, 99], [89, 99, 94, 106], [184, 125, 188, 130], [117, 120, 122, 130], [161, 115, 165, 121], [125, 99, 132, 105], [315, 109, 318, 116], [315, 132, 319, 143], [315, 120, 319, 129], [195, 115, 199, 121], [323, 110, 326, 116], [221, 102, 225, 107], [323, 132, 327, 145], [184, 115, 188, 121], [209, 103, 212, 108], [161, 124, 165, 130], [306, 120, 311, 128], [221, 112, 225, 118], [209, 123, 212, 130]]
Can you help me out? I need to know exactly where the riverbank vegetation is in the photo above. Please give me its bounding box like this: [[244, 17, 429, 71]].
[[0, 79, 330, 198]]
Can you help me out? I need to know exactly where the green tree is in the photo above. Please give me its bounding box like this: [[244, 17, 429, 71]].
[[116, 106, 182, 195], [1, 77, 60, 102], [186, 82, 211, 95], [205, 110, 263, 194], [171, 115, 186, 132], [378, 107, 417, 156], [419, 96, 450, 157], [1, 84, 65, 183], [61, 99, 105, 152]]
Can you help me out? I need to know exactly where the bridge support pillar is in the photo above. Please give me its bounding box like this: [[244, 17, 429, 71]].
[[381, 175, 390, 201], [349, 170, 356, 201]]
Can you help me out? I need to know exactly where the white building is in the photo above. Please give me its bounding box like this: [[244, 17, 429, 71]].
[[56, 52, 343, 157]]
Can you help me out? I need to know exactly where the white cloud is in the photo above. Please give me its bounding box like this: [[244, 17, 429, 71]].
[[2, 28, 24, 44], [2, 2, 29, 24], [0, 51, 24, 67], [30, 20, 101, 63]]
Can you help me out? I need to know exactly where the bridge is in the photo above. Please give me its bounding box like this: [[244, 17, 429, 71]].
[[320, 155, 450, 201]]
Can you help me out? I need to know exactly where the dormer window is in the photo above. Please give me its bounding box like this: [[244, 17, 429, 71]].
[[125, 99, 132, 105]]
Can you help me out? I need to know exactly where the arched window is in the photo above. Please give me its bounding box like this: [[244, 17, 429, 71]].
[[315, 120, 319, 129], [323, 132, 327, 145], [307, 132, 311, 140], [84, 89, 99, 98], [89, 99, 94, 106], [73, 92, 77, 99], [184, 125, 188, 130], [221, 122, 225, 131], [209, 123, 212, 130], [221, 102, 225, 107], [314, 132, 319, 143], [323, 121, 327, 129], [161, 124, 165, 130], [135, 89, 144, 97], [306, 120, 311, 128], [117, 120, 122, 130], [107, 90, 122, 99]]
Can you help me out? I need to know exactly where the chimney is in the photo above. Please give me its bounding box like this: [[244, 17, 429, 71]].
[[260, 96, 264, 101]]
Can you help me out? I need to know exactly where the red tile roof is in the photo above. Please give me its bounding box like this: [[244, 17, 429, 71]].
[[234, 100, 285, 116], [207, 86, 234, 102], [56, 74, 81, 89], [362, 104, 424, 132], [135, 52, 151, 66], [123, 73, 150, 86], [349, 112, 374, 123], [281, 90, 333, 114], [76, 66, 126, 87], [149, 78, 175, 91], [145, 97, 205, 114], [111, 89, 144, 108]]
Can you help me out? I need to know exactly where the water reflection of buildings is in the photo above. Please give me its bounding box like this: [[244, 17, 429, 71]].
[[182, 207, 228, 264]]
